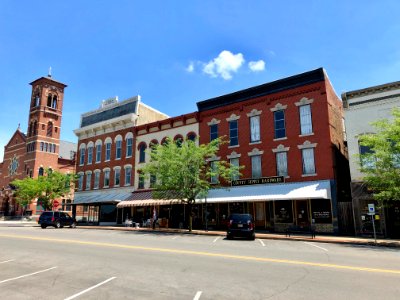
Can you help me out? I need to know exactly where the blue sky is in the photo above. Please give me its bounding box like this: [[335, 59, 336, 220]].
[[1, 0, 399, 161]]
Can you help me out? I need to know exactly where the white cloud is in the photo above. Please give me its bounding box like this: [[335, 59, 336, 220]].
[[202, 50, 245, 80], [186, 62, 194, 73], [248, 60, 265, 72]]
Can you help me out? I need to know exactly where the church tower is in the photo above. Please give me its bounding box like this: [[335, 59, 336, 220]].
[[25, 73, 68, 178]]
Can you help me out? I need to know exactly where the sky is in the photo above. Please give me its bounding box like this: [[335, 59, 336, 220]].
[[0, 0, 399, 161]]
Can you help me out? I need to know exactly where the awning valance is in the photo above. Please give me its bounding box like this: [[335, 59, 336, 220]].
[[117, 190, 181, 208], [196, 180, 331, 204]]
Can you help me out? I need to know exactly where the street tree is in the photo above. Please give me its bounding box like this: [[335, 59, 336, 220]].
[[358, 108, 400, 205], [11, 169, 76, 213], [141, 137, 242, 231]]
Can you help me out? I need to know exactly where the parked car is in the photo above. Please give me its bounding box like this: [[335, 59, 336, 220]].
[[38, 211, 77, 229], [227, 213, 255, 240]]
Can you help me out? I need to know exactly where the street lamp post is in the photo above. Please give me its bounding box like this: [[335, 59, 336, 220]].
[[205, 196, 208, 232]]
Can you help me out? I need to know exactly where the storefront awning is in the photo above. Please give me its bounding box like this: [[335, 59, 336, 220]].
[[196, 180, 331, 204], [117, 190, 182, 208], [73, 188, 132, 205]]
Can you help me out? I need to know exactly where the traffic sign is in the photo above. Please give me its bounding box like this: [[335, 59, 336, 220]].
[[53, 200, 59, 208], [368, 203, 375, 215]]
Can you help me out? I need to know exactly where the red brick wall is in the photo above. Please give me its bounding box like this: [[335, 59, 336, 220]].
[[199, 81, 338, 182]]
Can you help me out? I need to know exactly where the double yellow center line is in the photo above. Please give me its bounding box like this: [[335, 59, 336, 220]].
[[1, 234, 399, 275]]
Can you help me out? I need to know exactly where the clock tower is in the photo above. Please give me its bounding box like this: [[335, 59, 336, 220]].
[[25, 74, 67, 178]]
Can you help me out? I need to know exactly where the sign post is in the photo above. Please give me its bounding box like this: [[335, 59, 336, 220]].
[[368, 204, 377, 244]]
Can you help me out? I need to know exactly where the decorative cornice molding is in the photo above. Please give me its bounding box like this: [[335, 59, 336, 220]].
[[207, 118, 221, 126], [226, 114, 240, 122], [270, 103, 288, 112], [246, 108, 262, 117], [297, 140, 317, 149], [227, 151, 241, 159], [272, 144, 290, 153], [248, 148, 264, 156], [295, 97, 314, 107]]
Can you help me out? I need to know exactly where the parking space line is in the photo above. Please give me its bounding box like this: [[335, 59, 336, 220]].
[[172, 236, 178, 240], [64, 276, 116, 300], [0, 266, 57, 284], [258, 239, 265, 247], [213, 237, 220, 243], [304, 242, 328, 252], [193, 291, 202, 300], [0, 259, 15, 264]]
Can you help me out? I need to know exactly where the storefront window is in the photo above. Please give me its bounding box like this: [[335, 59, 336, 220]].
[[274, 200, 293, 223], [311, 199, 332, 223]]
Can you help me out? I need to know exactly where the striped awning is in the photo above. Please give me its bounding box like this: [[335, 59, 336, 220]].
[[117, 190, 182, 208]]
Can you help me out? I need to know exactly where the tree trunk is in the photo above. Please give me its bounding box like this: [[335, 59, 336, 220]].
[[188, 201, 193, 232]]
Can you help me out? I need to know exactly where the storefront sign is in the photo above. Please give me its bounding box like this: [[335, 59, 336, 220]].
[[313, 211, 330, 219], [232, 176, 284, 186]]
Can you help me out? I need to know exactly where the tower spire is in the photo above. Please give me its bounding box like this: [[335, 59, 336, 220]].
[[48, 67, 52, 78]]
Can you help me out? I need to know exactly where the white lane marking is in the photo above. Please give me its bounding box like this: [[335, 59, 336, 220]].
[[213, 237, 220, 243], [0, 266, 57, 284], [258, 239, 265, 247], [0, 259, 15, 264], [64, 277, 117, 300], [172, 236, 178, 240], [304, 242, 328, 252], [193, 291, 202, 300]]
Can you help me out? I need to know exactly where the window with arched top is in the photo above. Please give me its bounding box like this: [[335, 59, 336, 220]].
[[174, 135, 184, 147], [187, 132, 197, 142], [47, 94, 52, 107], [52, 95, 57, 109], [161, 137, 169, 146], [138, 143, 147, 163], [125, 133, 133, 158], [47, 122, 53, 137], [38, 167, 44, 177]]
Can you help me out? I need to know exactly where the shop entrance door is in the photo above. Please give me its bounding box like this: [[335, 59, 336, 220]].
[[296, 200, 310, 228], [88, 206, 99, 224]]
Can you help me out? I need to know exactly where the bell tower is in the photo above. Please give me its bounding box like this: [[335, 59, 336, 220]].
[[25, 73, 68, 177]]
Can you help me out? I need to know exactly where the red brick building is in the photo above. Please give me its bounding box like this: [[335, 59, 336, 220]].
[[196, 68, 351, 233], [0, 75, 76, 217]]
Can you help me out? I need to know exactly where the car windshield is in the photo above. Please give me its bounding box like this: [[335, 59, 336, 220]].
[[41, 212, 54, 217], [229, 214, 252, 222]]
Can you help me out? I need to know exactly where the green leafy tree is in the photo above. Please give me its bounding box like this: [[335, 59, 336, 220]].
[[141, 137, 242, 231], [11, 169, 76, 213], [358, 108, 400, 205]]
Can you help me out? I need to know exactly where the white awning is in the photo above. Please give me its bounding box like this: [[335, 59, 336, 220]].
[[196, 180, 331, 204]]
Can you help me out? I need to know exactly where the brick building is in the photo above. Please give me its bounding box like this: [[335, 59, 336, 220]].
[[73, 96, 168, 225], [196, 68, 351, 233], [0, 75, 76, 217]]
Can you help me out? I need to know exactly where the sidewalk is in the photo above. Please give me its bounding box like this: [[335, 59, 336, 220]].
[[1, 220, 399, 248]]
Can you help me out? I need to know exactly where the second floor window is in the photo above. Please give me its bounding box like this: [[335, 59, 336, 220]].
[[125, 167, 132, 186], [105, 143, 111, 161], [115, 140, 122, 159], [229, 120, 238, 146], [139, 144, 146, 163], [86, 173, 92, 190], [114, 169, 120, 186], [150, 174, 157, 188], [94, 172, 100, 189], [210, 124, 218, 142], [276, 152, 288, 177], [250, 116, 260, 143], [126, 138, 133, 157], [78, 174, 84, 190], [230, 158, 240, 180], [302, 148, 316, 175], [210, 161, 218, 184], [274, 110, 286, 139], [138, 173, 145, 189], [251, 155, 262, 179], [104, 170, 110, 187], [299, 104, 313, 135]]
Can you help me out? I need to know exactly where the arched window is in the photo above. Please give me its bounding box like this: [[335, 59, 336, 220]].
[[138, 143, 147, 163], [35, 94, 40, 107], [125, 132, 133, 158], [33, 121, 38, 135], [174, 135, 184, 147], [28, 122, 33, 137], [187, 132, 197, 142], [38, 167, 44, 176], [52, 95, 57, 109], [47, 122, 53, 137], [161, 137, 169, 146], [115, 135, 122, 159], [149, 139, 158, 153], [47, 94, 52, 107]]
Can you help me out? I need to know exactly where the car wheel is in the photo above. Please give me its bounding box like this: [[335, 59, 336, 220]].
[[249, 234, 256, 241], [226, 234, 233, 240], [55, 221, 61, 228], [41, 224, 47, 229], [70, 222, 77, 228]]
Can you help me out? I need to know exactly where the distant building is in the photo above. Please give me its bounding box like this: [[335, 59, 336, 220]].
[[342, 81, 400, 238], [0, 75, 76, 217]]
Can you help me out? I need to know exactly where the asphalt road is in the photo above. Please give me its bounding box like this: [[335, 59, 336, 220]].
[[0, 227, 399, 300]]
